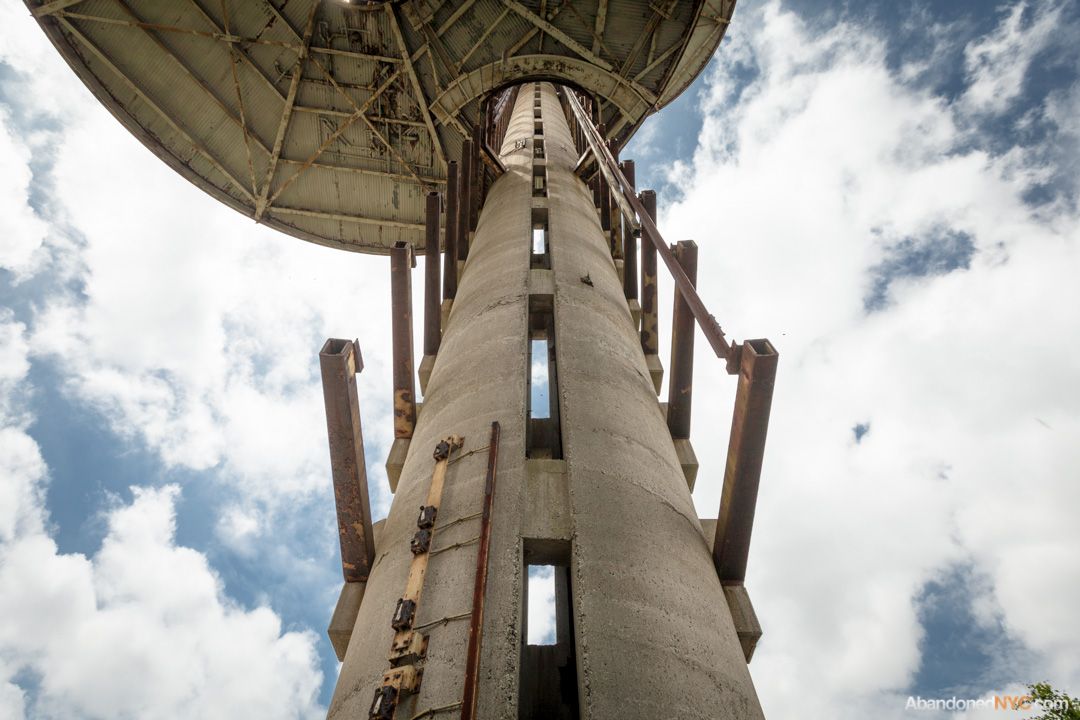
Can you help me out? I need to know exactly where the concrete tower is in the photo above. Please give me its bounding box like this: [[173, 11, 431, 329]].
[[28, 1, 775, 717], [326, 81, 768, 720]]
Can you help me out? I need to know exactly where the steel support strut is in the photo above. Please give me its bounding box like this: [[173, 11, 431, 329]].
[[444, 160, 459, 300], [667, 241, 698, 440], [713, 339, 779, 584], [621, 160, 637, 300], [390, 242, 417, 439], [639, 189, 659, 355], [424, 191, 442, 356], [319, 338, 375, 582]]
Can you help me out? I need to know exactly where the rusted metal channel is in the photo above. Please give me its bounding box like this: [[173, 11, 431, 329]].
[[667, 241, 698, 439], [444, 160, 459, 301], [563, 88, 732, 359], [713, 340, 779, 584], [319, 338, 375, 583], [621, 160, 637, 300], [424, 191, 441, 356], [460, 421, 502, 720], [458, 138, 473, 263], [390, 241, 417, 438], [639, 189, 659, 355], [470, 124, 482, 233]]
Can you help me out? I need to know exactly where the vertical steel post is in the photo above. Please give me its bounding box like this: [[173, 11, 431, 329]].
[[639, 189, 659, 355], [444, 160, 459, 300], [621, 160, 637, 299], [423, 191, 441, 356], [597, 124, 610, 233], [471, 124, 482, 232], [667, 240, 697, 440], [459, 138, 473, 262], [713, 340, 779, 584], [390, 241, 417, 438], [319, 338, 375, 582]]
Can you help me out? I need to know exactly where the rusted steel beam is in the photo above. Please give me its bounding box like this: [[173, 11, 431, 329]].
[[470, 124, 482, 233], [460, 421, 502, 720], [667, 241, 698, 440], [444, 160, 459, 300], [621, 160, 638, 300], [459, 138, 473, 262], [390, 242, 417, 439], [564, 89, 731, 358], [319, 338, 375, 583], [423, 192, 442, 356], [713, 339, 779, 584], [639, 190, 659, 355], [597, 123, 611, 232]]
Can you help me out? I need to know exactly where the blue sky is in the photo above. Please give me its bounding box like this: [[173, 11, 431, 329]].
[[2, 1, 1079, 718]]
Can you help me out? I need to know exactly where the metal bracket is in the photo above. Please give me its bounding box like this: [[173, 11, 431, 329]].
[[410, 528, 432, 555], [392, 598, 417, 631], [417, 504, 438, 529]]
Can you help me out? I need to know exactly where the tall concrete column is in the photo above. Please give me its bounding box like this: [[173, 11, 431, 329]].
[[328, 83, 763, 720]]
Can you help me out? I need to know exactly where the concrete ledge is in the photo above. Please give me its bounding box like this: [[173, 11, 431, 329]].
[[698, 519, 763, 663], [523, 459, 571, 543], [723, 585, 762, 663], [328, 581, 366, 661], [326, 519, 384, 661], [385, 437, 410, 493], [627, 299, 641, 330], [645, 353, 664, 395], [673, 438, 698, 492], [529, 268, 555, 296], [418, 354, 436, 395]]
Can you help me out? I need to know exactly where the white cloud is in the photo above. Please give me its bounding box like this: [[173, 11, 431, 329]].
[[0, 439, 324, 719], [0, 108, 49, 279], [659, 2, 1080, 717], [962, 2, 1065, 114]]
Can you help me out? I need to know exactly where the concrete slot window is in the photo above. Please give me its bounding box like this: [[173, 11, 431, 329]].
[[532, 165, 547, 197], [534, 139, 545, 158], [526, 295, 561, 459], [531, 208, 550, 270], [520, 542, 578, 719], [534, 121, 544, 136]]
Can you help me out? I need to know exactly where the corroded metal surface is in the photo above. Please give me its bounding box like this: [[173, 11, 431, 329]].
[[319, 337, 376, 583], [390, 241, 417, 438], [667, 240, 698, 440], [713, 339, 779, 585], [27, 0, 735, 253]]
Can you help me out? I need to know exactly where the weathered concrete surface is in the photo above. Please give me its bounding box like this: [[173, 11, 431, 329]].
[[541, 84, 765, 719], [327, 86, 535, 720], [327, 83, 763, 720]]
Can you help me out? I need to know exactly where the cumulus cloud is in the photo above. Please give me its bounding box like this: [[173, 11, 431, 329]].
[[0, 107, 49, 279], [0, 314, 323, 718], [654, 2, 1080, 717]]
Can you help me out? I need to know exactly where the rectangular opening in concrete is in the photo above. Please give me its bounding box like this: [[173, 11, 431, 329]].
[[534, 139, 545, 158], [526, 295, 561, 459], [534, 121, 543, 136], [520, 540, 578, 720], [532, 165, 547, 197], [526, 565, 556, 644], [531, 207, 550, 270]]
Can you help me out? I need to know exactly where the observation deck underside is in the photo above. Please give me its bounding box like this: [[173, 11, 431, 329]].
[[28, 0, 735, 253]]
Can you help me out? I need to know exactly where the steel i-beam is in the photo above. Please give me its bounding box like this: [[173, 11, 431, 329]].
[[390, 241, 417, 438], [667, 240, 698, 440], [713, 339, 779, 584], [443, 160, 459, 301], [423, 191, 441, 356], [319, 338, 376, 582]]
